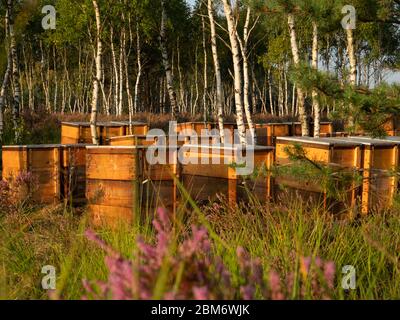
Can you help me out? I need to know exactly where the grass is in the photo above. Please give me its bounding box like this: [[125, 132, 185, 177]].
[[1, 187, 399, 300]]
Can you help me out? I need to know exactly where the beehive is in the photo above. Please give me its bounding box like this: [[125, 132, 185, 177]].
[[254, 123, 292, 146], [181, 144, 274, 205], [86, 146, 180, 226], [176, 122, 213, 135], [60, 144, 89, 206], [292, 122, 334, 137], [1, 145, 61, 204], [275, 137, 363, 212], [61, 122, 127, 145], [111, 121, 149, 136], [110, 135, 185, 147], [211, 122, 237, 143], [337, 137, 399, 214]]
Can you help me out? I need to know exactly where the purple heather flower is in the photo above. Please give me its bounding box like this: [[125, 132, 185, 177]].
[[193, 286, 210, 300]]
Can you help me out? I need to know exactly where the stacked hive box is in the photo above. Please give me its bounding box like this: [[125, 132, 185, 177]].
[[86, 146, 180, 226], [211, 122, 236, 144], [293, 122, 334, 137], [2, 145, 61, 204], [176, 122, 213, 135], [110, 134, 186, 147], [60, 144, 88, 206], [111, 121, 149, 136], [1, 144, 88, 205], [181, 144, 274, 205], [61, 121, 149, 145], [275, 137, 362, 213], [336, 137, 399, 215], [254, 123, 292, 146]]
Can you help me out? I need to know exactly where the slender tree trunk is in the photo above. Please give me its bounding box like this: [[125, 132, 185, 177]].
[[0, 52, 11, 144], [177, 38, 186, 113], [0, 9, 12, 143], [194, 44, 199, 115], [202, 16, 208, 123], [288, 13, 309, 136], [90, 0, 102, 145], [236, 6, 256, 144], [8, 0, 20, 142], [133, 21, 142, 127], [118, 25, 125, 116], [311, 21, 321, 137], [160, 0, 178, 119], [268, 69, 274, 116], [222, 0, 246, 145], [110, 27, 119, 115], [207, 0, 225, 143], [346, 28, 357, 129]]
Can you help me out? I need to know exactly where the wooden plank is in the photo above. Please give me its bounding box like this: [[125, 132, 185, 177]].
[[86, 153, 139, 180], [89, 204, 135, 227]]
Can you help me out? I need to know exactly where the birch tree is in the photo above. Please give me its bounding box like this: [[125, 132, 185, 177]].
[[160, 0, 179, 119], [311, 20, 320, 137], [287, 12, 309, 136], [207, 0, 225, 143], [221, 0, 247, 145], [7, 0, 21, 142], [90, 0, 102, 145], [0, 7, 11, 143], [236, 6, 258, 144], [345, 27, 357, 129]]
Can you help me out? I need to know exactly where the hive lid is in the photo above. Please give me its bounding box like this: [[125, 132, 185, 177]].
[[183, 144, 274, 151], [276, 136, 361, 147], [343, 136, 399, 146], [2, 144, 62, 149], [62, 121, 135, 127], [110, 121, 147, 126]]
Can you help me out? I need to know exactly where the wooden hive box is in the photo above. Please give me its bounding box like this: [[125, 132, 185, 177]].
[[254, 123, 292, 146], [61, 122, 126, 145], [210, 122, 237, 144], [60, 144, 89, 206], [181, 144, 274, 205], [275, 137, 363, 213], [292, 122, 334, 137], [176, 122, 213, 135], [338, 137, 399, 215], [86, 146, 180, 227], [110, 135, 185, 147], [1, 145, 61, 204], [111, 121, 149, 136]]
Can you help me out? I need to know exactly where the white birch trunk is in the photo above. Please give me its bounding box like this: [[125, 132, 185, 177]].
[[207, 0, 225, 143], [311, 21, 321, 137], [202, 16, 208, 122], [90, 0, 102, 145], [0, 9, 11, 142], [160, 0, 178, 119], [288, 13, 309, 136], [346, 28, 357, 128], [133, 21, 142, 129], [222, 0, 246, 145], [236, 7, 256, 144], [8, 0, 21, 141]]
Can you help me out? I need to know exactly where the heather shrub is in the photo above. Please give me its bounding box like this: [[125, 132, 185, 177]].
[[82, 208, 337, 300], [0, 171, 39, 214]]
